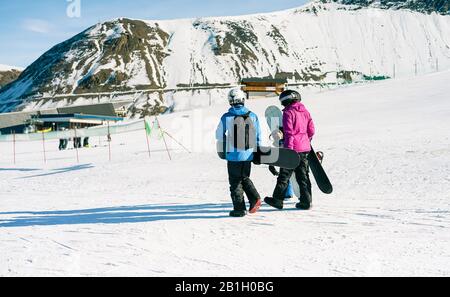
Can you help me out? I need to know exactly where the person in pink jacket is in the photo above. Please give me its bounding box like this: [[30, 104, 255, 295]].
[[265, 90, 315, 210]]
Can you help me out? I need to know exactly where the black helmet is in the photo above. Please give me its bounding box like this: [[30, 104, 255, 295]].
[[279, 90, 301, 106]]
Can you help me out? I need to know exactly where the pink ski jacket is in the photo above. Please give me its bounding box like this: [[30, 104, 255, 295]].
[[283, 102, 315, 153]]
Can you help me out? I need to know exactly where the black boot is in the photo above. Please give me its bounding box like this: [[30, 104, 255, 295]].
[[230, 197, 247, 217], [249, 198, 262, 214], [264, 197, 284, 210], [296, 202, 312, 210], [230, 210, 247, 217]]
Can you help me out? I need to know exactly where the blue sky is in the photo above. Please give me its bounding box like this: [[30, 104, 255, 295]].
[[0, 0, 308, 68]]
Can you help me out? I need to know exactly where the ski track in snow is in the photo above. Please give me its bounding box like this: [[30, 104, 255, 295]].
[[1, 71, 450, 276]]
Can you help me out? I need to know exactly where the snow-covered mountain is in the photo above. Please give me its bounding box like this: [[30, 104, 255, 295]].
[[0, 0, 449, 113], [0, 65, 23, 89], [0, 65, 23, 72], [326, 0, 449, 15]]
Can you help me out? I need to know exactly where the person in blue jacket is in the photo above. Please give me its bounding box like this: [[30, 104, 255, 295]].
[[216, 88, 262, 217]]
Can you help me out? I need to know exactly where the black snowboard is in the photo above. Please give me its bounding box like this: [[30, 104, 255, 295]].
[[217, 142, 300, 169], [255, 146, 300, 169], [308, 147, 333, 194]]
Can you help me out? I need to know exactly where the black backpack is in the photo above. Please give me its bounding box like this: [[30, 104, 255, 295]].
[[228, 112, 257, 151]]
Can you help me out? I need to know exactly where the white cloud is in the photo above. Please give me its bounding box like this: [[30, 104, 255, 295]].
[[23, 19, 53, 34]]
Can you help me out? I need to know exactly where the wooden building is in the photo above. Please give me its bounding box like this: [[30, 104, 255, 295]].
[[241, 78, 287, 98]]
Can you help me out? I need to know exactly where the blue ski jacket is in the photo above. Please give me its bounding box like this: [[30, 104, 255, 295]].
[[216, 105, 262, 162]]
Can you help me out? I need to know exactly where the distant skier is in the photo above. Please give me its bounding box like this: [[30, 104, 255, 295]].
[[216, 88, 263, 217], [59, 138, 65, 151], [73, 137, 82, 149], [58, 127, 69, 150], [265, 90, 315, 210]]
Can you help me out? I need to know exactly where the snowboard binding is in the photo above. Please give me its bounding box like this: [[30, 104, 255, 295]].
[[316, 151, 324, 164]]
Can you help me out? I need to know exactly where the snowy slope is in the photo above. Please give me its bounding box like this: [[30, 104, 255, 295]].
[[0, 0, 449, 113], [1, 70, 449, 276]]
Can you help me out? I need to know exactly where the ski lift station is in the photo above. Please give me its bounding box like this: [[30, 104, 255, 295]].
[[0, 103, 124, 135]]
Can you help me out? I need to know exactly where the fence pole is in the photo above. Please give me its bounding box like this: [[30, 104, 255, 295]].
[[393, 63, 396, 79], [144, 119, 151, 158], [156, 117, 172, 161], [163, 131, 191, 154], [42, 132, 47, 164], [13, 130, 16, 165], [108, 121, 111, 162], [436, 58, 439, 72]]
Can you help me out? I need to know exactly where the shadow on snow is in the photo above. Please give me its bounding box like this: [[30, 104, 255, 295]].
[[0, 203, 234, 227], [16, 164, 94, 179], [0, 168, 41, 172]]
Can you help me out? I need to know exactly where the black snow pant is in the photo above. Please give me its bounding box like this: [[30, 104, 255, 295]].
[[273, 153, 312, 205], [74, 137, 82, 149], [228, 161, 260, 211], [59, 139, 69, 150]]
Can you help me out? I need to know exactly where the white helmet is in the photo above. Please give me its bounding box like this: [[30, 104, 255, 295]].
[[228, 88, 246, 106]]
